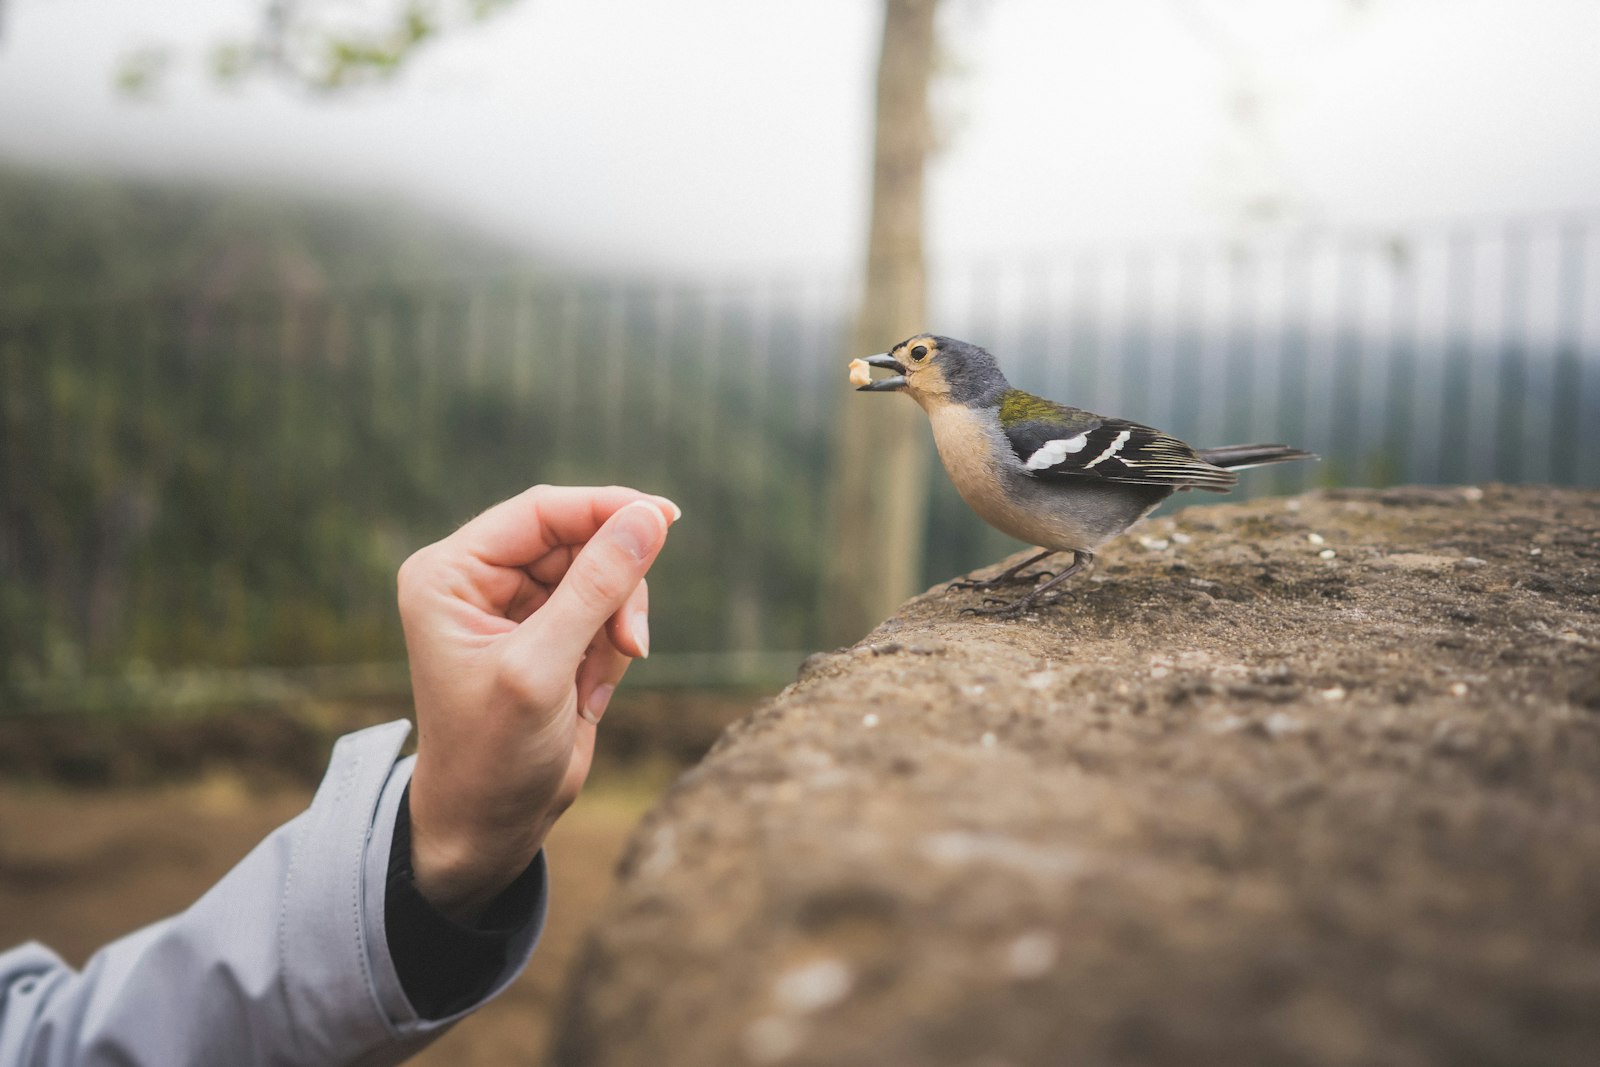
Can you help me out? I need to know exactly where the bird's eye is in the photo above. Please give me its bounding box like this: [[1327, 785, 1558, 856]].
[[911, 345, 929, 362]]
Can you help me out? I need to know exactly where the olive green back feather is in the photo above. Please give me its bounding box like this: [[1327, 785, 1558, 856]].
[[997, 389, 1065, 426]]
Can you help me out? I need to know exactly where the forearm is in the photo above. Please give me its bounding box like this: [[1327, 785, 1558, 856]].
[[0, 722, 544, 1067]]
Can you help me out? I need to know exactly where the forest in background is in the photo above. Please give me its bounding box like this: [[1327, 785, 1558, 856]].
[[0, 163, 842, 707]]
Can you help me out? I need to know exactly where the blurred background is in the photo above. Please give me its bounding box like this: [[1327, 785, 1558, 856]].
[[2, 1, 1598, 1060]]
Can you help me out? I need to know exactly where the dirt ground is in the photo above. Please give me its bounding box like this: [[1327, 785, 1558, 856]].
[[0, 688, 755, 1064]]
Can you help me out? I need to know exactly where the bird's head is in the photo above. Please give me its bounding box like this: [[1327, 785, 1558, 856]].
[[852, 334, 1009, 410]]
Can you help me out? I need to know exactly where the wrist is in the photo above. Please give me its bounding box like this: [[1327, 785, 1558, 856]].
[[407, 793, 554, 925]]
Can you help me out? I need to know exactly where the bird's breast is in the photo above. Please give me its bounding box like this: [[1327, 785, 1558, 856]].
[[923, 401, 1168, 552], [924, 403, 1060, 544]]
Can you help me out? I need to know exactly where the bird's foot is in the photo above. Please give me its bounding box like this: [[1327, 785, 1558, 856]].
[[947, 570, 1047, 592], [958, 591, 1069, 619], [955, 550, 1092, 618], [945, 550, 1061, 593]]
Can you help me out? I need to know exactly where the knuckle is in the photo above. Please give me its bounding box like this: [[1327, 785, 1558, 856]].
[[395, 547, 438, 610], [494, 656, 561, 711], [565, 553, 631, 610]]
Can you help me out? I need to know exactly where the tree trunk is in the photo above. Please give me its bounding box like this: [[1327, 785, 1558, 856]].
[[821, 0, 939, 646]]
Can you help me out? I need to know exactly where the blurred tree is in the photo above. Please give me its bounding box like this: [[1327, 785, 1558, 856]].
[[822, 0, 940, 645], [116, 0, 521, 98]]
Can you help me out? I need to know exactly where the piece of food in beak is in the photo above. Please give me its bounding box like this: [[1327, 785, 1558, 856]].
[[852, 353, 910, 391]]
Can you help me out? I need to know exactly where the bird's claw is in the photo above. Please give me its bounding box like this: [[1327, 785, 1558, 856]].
[[957, 590, 1073, 619], [947, 574, 1019, 592], [959, 599, 1034, 619], [947, 569, 1057, 593]]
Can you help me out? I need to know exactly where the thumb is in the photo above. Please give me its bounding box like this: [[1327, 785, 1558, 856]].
[[519, 500, 668, 667]]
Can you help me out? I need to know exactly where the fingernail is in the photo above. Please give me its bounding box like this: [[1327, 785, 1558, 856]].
[[631, 610, 650, 658], [613, 501, 665, 560], [661, 498, 683, 523], [582, 684, 615, 725]]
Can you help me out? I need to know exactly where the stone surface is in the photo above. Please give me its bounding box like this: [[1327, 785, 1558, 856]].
[[552, 486, 1600, 1067]]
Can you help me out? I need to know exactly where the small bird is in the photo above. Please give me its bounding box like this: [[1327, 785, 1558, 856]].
[[850, 334, 1316, 616]]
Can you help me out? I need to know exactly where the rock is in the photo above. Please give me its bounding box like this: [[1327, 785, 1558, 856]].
[[554, 487, 1600, 1067]]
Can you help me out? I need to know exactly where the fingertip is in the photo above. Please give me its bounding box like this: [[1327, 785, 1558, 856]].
[[612, 500, 669, 561], [606, 618, 645, 660], [581, 683, 616, 725], [631, 609, 650, 659], [607, 580, 650, 659], [651, 496, 683, 524]]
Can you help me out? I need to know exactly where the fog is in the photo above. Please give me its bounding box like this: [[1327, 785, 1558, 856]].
[[2, 0, 1599, 272]]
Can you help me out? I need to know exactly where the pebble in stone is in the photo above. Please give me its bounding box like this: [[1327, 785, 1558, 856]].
[[1004, 931, 1059, 980], [1320, 548, 1338, 560], [1449, 682, 1469, 698], [1320, 686, 1347, 701], [862, 713, 880, 728], [774, 958, 854, 1014], [1308, 533, 1326, 545], [980, 731, 999, 748], [1264, 712, 1304, 738], [637, 826, 679, 880]]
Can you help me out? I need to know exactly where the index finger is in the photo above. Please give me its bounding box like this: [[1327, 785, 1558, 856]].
[[451, 484, 679, 569]]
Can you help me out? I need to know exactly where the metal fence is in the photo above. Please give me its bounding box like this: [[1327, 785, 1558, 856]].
[[2, 214, 1597, 697]]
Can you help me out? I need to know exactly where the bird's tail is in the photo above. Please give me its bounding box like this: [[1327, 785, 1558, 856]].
[[1199, 444, 1319, 471]]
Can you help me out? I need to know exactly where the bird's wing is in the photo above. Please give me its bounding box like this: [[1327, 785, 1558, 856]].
[[1001, 397, 1238, 491]]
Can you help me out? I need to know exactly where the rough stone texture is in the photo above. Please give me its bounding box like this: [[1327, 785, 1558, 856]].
[[553, 486, 1600, 1067]]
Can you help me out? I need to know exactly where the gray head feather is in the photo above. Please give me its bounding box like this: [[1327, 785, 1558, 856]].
[[925, 335, 1011, 406]]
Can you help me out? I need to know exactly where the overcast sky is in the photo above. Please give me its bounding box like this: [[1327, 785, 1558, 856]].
[[2, 0, 1599, 273]]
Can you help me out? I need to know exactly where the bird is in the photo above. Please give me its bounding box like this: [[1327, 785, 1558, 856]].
[[849, 334, 1317, 616]]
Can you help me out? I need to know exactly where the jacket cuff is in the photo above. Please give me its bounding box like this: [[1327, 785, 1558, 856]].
[[279, 720, 546, 1057], [354, 731, 547, 1039], [385, 782, 548, 1020]]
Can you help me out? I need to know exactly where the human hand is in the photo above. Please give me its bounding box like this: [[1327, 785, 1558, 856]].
[[396, 484, 679, 922]]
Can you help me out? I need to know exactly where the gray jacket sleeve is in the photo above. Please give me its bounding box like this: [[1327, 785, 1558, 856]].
[[0, 720, 546, 1067]]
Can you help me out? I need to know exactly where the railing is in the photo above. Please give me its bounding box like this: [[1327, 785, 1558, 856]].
[[2, 215, 1596, 698]]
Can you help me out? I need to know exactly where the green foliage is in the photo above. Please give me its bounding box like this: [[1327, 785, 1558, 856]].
[[0, 167, 834, 699], [114, 47, 173, 100], [117, 0, 524, 97]]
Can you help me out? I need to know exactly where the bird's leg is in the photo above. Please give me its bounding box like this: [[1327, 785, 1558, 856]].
[[946, 548, 1059, 592], [960, 551, 1094, 618]]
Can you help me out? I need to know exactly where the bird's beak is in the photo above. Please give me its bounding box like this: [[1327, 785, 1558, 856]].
[[856, 353, 909, 392]]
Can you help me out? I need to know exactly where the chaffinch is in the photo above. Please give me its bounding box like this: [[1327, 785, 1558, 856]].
[[850, 334, 1317, 616]]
